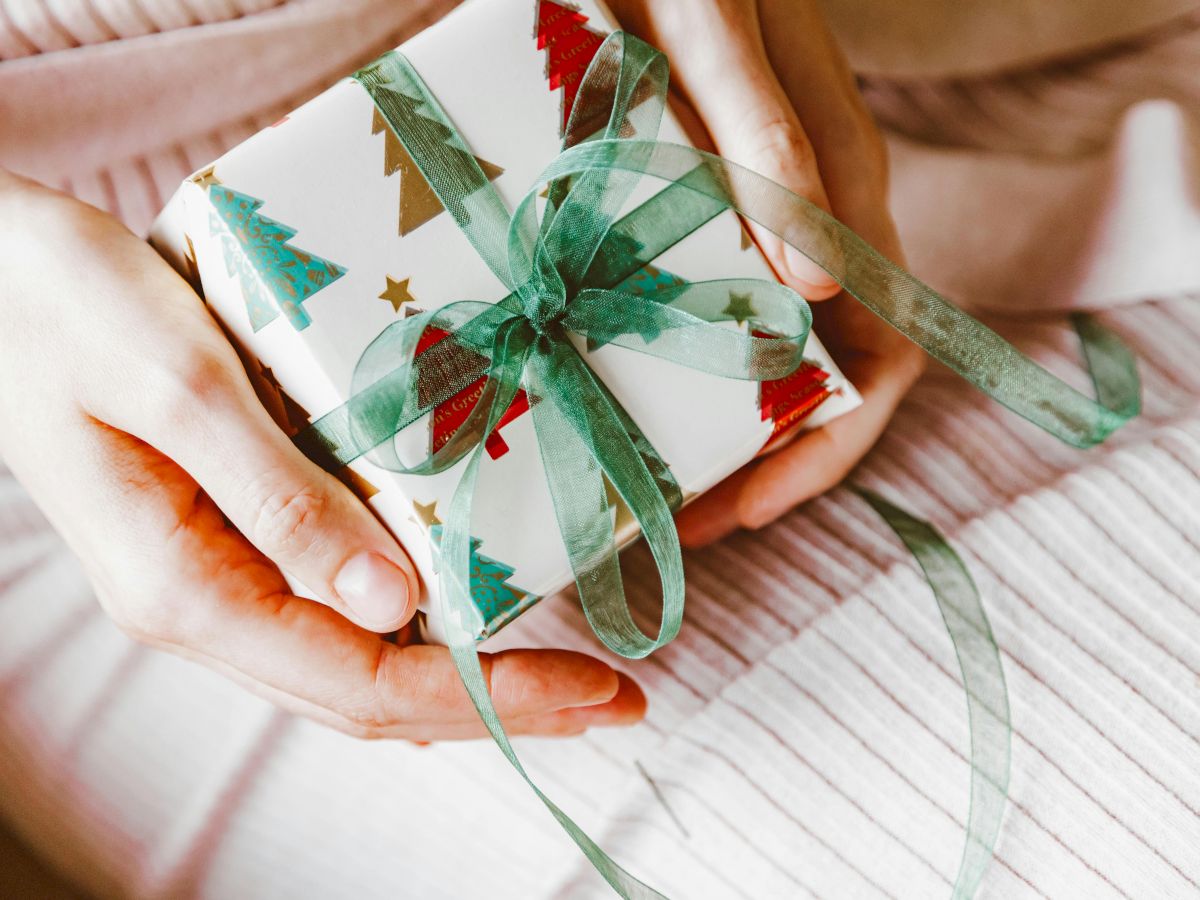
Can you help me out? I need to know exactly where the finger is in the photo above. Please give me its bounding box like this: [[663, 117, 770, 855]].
[[82, 424, 629, 737], [178, 613, 627, 738], [732, 345, 918, 528], [675, 465, 755, 547], [74, 235, 419, 633], [761, 0, 901, 262], [676, 334, 922, 546], [171, 628, 640, 741], [617, 0, 841, 298], [677, 2, 926, 547], [365, 673, 648, 742]]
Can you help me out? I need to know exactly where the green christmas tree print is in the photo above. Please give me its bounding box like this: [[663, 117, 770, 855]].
[[207, 186, 346, 333], [429, 524, 534, 631], [586, 262, 688, 350]]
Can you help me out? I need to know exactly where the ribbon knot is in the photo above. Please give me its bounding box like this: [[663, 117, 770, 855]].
[[517, 274, 568, 334]]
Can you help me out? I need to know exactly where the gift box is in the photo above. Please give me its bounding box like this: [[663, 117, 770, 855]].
[[149, 0, 861, 644]]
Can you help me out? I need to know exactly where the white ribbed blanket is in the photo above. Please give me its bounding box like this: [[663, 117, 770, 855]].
[[1, 2, 1198, 897]]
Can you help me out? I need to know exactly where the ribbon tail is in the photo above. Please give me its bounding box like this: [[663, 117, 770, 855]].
[[436, 327, 668, 900], [445, 636, 669, 900], [535, 137, 1140, 448], [1073, 312, 1141, 421], [855, 487, 1011, 900]]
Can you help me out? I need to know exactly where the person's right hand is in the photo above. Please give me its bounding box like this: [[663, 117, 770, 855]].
[[0, 170, 646, 741]]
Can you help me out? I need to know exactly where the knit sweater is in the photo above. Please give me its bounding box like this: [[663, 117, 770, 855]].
[[1, 2, 1198, 897]]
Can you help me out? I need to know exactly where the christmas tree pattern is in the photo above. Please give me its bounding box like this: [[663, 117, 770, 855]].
[[603, 473, 638, 545], [207, 186, 346, 332], [337, 466, 381, 503], [591, 262, 689, 348], [536, 0, 607, 135], [258, 363, 314, 436], [756, 328, 835, 448], [415, 325, 531, 460], [181, 233, 204, 297], [370, 107, 503, 236], [429, 523, 537, 633]]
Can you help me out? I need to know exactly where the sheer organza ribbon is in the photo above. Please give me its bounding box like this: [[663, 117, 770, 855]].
[[292, 32, 1140, 898]]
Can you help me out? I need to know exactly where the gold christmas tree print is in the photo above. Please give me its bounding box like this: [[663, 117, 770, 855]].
[[371, 108, 503, 236], [337, 466, 380, 503], [181, 233, 203, 297], [603, 474, 638, 545], [257, 363, 314, 437]]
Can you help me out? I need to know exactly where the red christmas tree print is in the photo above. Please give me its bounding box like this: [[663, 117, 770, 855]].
[[415, 326, 530, 460], [755, 330, 835, 449], [536, 0, 607, 134]]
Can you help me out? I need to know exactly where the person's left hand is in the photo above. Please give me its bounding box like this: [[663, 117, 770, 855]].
[[610, 0, 926, 545]]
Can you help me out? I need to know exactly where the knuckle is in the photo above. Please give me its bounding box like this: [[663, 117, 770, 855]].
[[105, 582, 186, 644], [250, 481, 328, 558], [729, 108, 816, 184], [746, 114, 818, 180], [738, 507, 776, 532], [146, 344, 236, 430], [333, 646, 408, 733]]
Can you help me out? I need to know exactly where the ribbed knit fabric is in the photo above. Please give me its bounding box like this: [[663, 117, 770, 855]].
[[2, 298, 1197, 899], [1, 2, 1199, 898]]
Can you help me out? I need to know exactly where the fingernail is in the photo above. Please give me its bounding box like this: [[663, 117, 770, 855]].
[[784, 244, 836, 293], [334, 552, 412, 630]]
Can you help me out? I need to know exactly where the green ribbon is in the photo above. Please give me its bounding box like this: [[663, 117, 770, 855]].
[[289, 31, 1140, 898], [855, 487, 1011, 900]]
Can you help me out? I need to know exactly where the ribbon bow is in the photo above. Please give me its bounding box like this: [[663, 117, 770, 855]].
[[293, 32, 1139, 899], [299, 33, 819, 659]]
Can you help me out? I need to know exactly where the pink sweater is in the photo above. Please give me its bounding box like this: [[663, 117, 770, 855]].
[[2, 0, 1198, 310], [1, 3, 1199, 898]]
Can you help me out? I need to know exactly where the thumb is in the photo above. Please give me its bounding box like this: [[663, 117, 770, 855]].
[[638, 0, 842, 299], [91, 311, 420, 633]]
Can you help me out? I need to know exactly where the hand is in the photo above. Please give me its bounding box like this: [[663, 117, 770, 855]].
[[612, 0, 927, 545], [0, 171, 645, 740]]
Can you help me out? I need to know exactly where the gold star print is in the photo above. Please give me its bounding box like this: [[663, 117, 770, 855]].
[[379, 276, 416, 313], [259, 363, 282, 393], [722, 291, 756, 326], [412, 500, 442, 528]]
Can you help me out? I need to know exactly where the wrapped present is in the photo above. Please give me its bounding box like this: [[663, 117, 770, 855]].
[[150, 0, 860, 645]]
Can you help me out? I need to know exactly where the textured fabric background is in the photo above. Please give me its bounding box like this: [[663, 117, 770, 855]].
[[1, 1, 1199, 897]]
